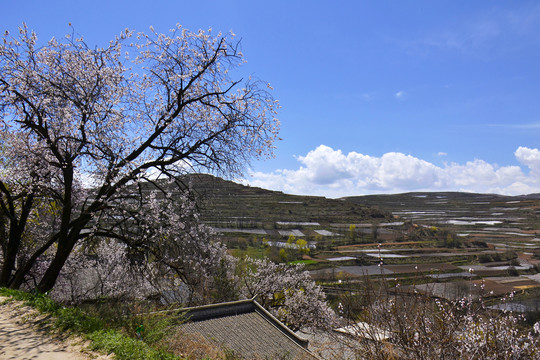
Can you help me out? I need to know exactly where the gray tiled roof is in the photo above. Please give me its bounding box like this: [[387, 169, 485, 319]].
[[181, 299, 318, 359]]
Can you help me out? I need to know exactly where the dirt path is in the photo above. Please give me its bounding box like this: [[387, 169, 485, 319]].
[[0, 296, 109, 360]]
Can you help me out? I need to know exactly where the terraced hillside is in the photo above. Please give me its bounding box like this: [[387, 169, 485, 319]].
[[345, 192, 540, 250], [184, 174, 390, 228], [156, 177, 540, 309]]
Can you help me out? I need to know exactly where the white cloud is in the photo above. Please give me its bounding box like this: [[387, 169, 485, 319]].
[[395, 91, 406, 99], [246, 145, 540, 198], [515, 146, 540, 172], [437, 152, 448, 156]]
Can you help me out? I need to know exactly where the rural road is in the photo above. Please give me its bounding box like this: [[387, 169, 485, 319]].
[[0, 296, 106, 360]]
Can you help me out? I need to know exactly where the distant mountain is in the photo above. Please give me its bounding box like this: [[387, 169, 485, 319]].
[[146, 175, 540, 230], [344, 191, 516, 208], [179, 174, 390, 227], [343, 191, 540, 230], [344, 191, 537, 209]]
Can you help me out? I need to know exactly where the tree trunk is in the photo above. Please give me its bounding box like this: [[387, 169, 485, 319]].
[[9, 232, 60, 290], [0, 194, 33, 287], [0, 223, 22, 287], [37, 237, 76, 293], [34, 163, 78, 294]]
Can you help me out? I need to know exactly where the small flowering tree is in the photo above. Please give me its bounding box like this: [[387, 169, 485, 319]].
[[0, 23, 279, 293], [237, 257, 337, 331], [335, 278, 540, 359]]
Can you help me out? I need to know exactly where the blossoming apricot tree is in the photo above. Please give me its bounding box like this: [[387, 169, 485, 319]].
[[0, 23, 279, 293], [237, 257, 337, 331]]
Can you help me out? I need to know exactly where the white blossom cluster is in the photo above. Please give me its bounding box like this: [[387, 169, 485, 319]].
[[238, 257, 337, 331], [335, 285, 540, 359]]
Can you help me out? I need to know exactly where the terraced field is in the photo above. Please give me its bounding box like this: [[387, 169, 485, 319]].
[[188, 174, 389, 227], [338, 192, 540, 306], [184, 175, 540, 310], [347, 192, 540, 247]]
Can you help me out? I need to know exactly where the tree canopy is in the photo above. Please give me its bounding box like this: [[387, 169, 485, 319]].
[[0, 24, 279, 293]]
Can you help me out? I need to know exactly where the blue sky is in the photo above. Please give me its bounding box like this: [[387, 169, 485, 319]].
[[3, 1, 540, 197]]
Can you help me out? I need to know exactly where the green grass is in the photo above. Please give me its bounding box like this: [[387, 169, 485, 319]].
[[287, 259, 318, 265], [0, 288, 180, 360], [229, 245, 268, 259], [87, 330, 177, 360]]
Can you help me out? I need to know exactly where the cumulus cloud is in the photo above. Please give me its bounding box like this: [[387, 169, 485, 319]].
[[515, 146, 540, 173], [246, 145, 540, 198], [395, 91, 406, 99]]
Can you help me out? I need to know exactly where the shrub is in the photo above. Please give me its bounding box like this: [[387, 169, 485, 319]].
[[478, 253, 493, 263], [507, 266, 519, 276]]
